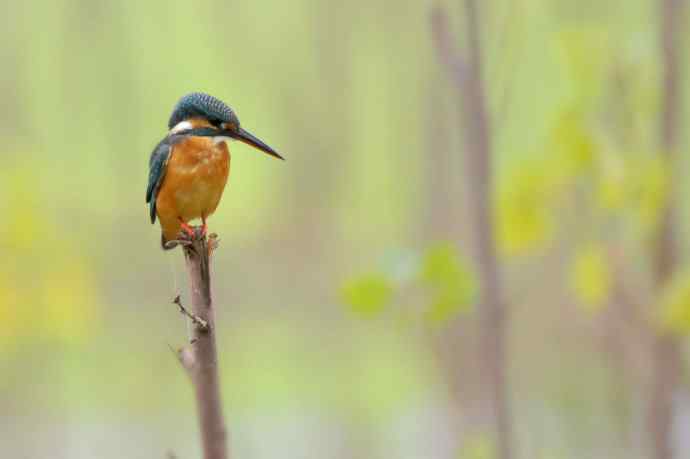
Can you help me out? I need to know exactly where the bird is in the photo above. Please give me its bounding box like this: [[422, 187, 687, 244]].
[[146, 92, 283, 249]]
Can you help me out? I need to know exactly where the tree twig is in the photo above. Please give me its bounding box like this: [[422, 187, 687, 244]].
[[431, 7, 469, 89], [173, 295, 209, 332]]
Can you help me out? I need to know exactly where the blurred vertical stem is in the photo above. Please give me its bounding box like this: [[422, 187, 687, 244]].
[[431, 3, 513, 459], [424, 74, 456, 240], [649, 1, 684, 458], [180, 233, 228, 459]]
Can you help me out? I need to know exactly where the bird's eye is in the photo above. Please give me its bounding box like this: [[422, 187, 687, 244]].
[[221, 121, 238, 132], [210, 119, 223, 128]]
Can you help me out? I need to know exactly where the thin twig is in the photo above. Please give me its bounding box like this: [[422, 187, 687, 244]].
[[173, 295, 209, 332], [430, 7, 469, 88]]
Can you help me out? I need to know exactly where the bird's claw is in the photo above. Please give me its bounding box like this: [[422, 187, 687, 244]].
[[165, 239, 193, 249], [175, 223, 209, 245], [179, 222, 196, 238]]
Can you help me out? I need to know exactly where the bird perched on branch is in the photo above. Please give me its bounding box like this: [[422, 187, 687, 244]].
[[146, 92, 283, 249]]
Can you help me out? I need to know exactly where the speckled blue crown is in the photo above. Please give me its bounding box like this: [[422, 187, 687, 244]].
[[168, 92, 239, 129]]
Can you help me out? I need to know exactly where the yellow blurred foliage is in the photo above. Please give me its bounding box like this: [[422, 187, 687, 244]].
[[496, 168, 558, 256], [0, 273, 21, 347], [556, 25, 612, 102], [1, 165, 50, 251], [629, 155, 669, 229], [595, 151, 628, 211], [420, 244, 476, 323], [496, 105, 603, 258], [341, 274, 393, 318], [0, 164, 102, 351], [458, 434, 495, 459], [549, 109, 596, 180], [40, 259, 101, 344], [659, 269, 690, 334], [570, 244, 612, 312], [594, 152, 669, 230]]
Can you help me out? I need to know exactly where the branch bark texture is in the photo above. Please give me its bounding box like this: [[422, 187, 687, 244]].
[[649, 1, 684, 458], [180, 233, 228, 459], [432, 4, 513, 459]]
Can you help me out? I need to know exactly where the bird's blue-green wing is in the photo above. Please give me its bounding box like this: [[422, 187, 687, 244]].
[[146, 139, 171, 224]]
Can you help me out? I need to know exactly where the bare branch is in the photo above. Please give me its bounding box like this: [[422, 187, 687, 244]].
[[166, 227, 228, 459], [648, 2, 685, 459], [182, 231, 228, 459], [431, 3, 513, 459]]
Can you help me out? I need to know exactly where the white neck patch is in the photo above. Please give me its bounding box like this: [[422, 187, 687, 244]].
[[170, 120, 193, 134], [213, 136, 233, 145]]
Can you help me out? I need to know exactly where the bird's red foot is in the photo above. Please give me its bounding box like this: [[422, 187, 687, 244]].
[[200, 223, 208, 238], [179, 221, 195, 238]]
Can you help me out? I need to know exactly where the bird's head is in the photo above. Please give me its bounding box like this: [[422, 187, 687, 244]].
[[167, 92, 283, 160]]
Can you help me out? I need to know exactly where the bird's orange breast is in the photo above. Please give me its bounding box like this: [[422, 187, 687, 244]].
[[155, 136, 230, 242]]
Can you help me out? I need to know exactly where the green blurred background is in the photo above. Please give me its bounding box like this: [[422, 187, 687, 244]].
[[2, 1, 689, 458]]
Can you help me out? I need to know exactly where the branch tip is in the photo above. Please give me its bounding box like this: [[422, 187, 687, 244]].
[[430, 5, 469, 87], [208, 234, 220, 253]]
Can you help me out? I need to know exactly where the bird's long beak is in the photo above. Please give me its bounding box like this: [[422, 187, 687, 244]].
[[232, 128, 284, 160]]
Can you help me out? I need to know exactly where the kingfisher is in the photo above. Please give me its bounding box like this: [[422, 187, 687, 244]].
[[146, 92, 283, 249]]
